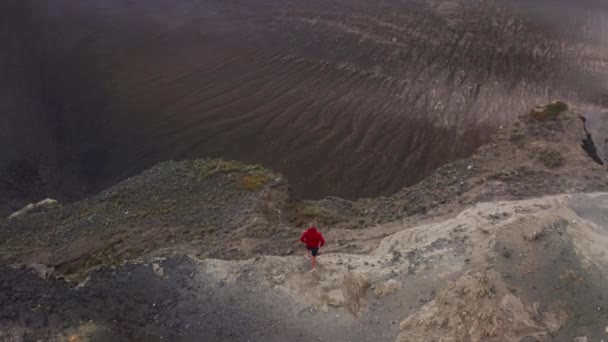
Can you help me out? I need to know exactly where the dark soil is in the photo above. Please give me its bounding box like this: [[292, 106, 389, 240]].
[[2, 0, 608, 216], [0, 256, 393, 342]]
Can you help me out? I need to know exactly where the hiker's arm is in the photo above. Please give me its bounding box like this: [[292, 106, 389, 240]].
[[300, 232, 306, 243]]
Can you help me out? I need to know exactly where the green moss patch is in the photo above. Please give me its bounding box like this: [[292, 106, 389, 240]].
[[189, 159, 266, 178], [300, 204, 334, 224], [531, 101, 569, 121]]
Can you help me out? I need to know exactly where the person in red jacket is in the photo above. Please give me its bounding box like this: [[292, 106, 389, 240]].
[[300, 223, 325, 271]]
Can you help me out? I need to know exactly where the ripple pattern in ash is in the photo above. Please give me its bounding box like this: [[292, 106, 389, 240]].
[[1, 0, 607, 206]]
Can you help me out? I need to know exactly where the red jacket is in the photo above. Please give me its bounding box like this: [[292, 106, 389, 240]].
[[300, 227, 325, 248]]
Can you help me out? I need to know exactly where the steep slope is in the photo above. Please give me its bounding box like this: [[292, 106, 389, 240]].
[[2, 0, 608, 216], [2, 194, 608, 341], [1, 104, 606, 270], [0, 103, 607, 341]]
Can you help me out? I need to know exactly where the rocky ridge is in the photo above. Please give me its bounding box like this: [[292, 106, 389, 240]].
[[1, 103, 608, 341]]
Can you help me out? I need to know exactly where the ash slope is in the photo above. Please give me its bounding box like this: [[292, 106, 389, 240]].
[[1, 104, 608, 341], [2, 0, 608, 216]]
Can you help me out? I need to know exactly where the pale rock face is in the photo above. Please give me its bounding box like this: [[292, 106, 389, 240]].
[[373, 279, 401, 298], [191, 193, 608, 341], [8, 198, 60, 219], [152, 263, 164, 277]]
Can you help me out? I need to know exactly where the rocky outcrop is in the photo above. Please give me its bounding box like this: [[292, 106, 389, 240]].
[[3, 193, 608, 341], [8, 198, 61, 219], [1, 103, 607, 340], [1, 104, 607, 272], [0, 159, 291, 273]]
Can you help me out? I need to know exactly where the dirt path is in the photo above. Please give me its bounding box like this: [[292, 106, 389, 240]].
[[3, 193, 608, 341]]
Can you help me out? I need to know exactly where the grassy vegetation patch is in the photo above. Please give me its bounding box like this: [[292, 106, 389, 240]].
[[81, 247, 120, 270], [545, 101, 569, 115], [531, 101, 569, 121], [241, 173, 270, 191], [0, 243, 16, 261], [509, 128, 526, 147], [537, 148, 565, 169], [62, 245, 123, 282], [189, 159, 266, 178], [299, 204, 335, 224], [188, 159, 274, 192]]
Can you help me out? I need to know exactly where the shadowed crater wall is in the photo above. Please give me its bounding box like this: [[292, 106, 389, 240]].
[[1, 0, 608, 215]]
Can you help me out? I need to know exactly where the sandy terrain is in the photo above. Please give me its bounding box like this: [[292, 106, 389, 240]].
[[2, 0, 608, 216]]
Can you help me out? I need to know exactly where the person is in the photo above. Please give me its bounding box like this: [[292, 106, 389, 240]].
[[300, 223, 325, 271]]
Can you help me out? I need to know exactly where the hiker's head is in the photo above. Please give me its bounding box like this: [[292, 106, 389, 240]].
[[308, 222, 317, 230]]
